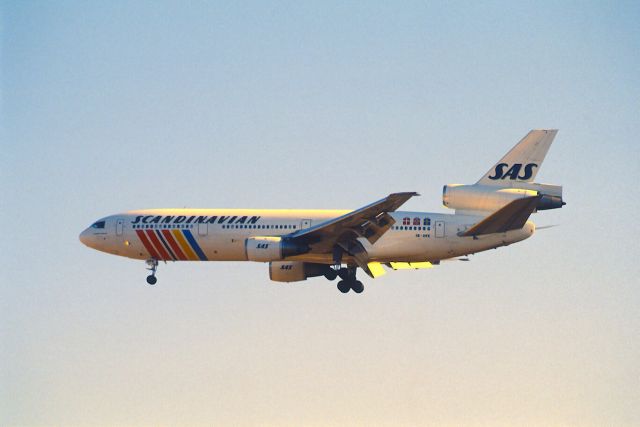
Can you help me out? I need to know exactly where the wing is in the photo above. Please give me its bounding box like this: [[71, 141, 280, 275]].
[[289, 192, 419, 253], [461, 195, 540, 237]]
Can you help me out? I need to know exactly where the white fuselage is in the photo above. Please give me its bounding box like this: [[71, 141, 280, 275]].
[[79, 208, 535, 264]]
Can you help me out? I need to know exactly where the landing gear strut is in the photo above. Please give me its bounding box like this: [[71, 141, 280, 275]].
[[146, 259, 158, 285], [335, 266, 364, 294]]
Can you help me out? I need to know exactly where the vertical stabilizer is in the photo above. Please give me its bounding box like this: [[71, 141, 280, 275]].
[[477, 129, 558, 186]]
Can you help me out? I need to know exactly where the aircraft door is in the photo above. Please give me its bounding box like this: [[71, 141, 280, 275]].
[[198, 222, 208, 236], [301, 219, 312, 229], [116, 218, 124, 236], [435, 220, 445, 238]]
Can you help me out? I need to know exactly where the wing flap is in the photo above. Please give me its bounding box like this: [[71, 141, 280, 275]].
[[462, 195, 540, 236], [388, 262, 434, 270], [367, 262, 387, 278]]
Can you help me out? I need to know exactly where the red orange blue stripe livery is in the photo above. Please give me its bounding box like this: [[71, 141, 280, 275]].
[[135, 229, 207, 261]]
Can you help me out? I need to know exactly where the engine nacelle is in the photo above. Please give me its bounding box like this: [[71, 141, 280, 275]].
[[245, 236, 308, 262], [443, 183, 564, 212], [269, 261, 332, 283]]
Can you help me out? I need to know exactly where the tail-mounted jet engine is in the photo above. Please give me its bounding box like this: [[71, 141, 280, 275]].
[[245, 236, 308, 262], [269, 261, 336, 283], [442, 183, 564, 212]]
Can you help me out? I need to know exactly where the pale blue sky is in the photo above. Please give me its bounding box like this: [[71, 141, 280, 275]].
[[2, 1, 639, 426]]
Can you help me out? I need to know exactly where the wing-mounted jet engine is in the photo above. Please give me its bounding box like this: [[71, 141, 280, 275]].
[[245, 236, 309, 262], [269, 261, 337, 282]]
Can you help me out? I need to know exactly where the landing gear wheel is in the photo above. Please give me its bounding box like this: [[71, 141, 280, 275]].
[[337, 280, 350, 293], [352, 280, 364, 293], [145, 259, 159, 285], [324, 268, 338, 281]]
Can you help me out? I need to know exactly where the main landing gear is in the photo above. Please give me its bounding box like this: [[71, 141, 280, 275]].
[[334, 266, 364, 294], [328, 246, 364, 294], [146, 259, 158, 285]]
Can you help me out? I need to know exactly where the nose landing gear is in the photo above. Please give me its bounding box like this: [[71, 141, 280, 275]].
[[146, 259, 158, 285]]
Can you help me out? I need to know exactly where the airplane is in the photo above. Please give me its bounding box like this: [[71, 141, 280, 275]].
[[80, 129, 565, 293]]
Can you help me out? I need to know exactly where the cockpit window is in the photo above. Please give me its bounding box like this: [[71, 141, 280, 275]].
[[91, 221, 106, 229]]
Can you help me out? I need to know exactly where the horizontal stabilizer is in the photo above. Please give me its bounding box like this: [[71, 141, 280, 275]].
[[462, 196, 540, 236]]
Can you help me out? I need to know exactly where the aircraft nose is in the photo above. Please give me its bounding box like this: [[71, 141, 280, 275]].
[[79, 228, 91, 246]]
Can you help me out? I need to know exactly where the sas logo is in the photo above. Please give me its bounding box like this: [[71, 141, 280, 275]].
[[256, 243, 270, 249], [488, 163, 538, 180]]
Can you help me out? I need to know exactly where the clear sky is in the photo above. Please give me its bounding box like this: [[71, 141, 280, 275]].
[[2, 1, 639, 426]]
